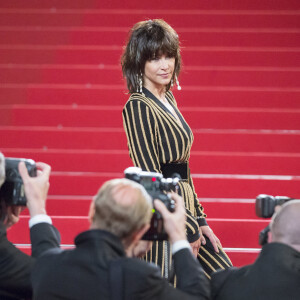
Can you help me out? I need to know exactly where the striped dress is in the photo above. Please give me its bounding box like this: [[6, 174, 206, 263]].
[[122, 87, 232, 279]]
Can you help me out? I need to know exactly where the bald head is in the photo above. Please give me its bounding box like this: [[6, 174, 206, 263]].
[[0, 152, 5, 188], [270, 200, 300, 251], [91, 178, 152, 242]]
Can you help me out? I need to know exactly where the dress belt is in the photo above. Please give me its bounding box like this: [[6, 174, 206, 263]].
[[160, 162, 189, 180]]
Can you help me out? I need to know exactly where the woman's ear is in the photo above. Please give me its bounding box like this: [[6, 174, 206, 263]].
[[88, 201, 95, 225], [132, 224, 150, 246], [267, 230, 273, 243]]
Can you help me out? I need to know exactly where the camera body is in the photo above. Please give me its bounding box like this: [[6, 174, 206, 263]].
[[0, 158, 37, 206], [124, 167, 179, 240], [255, 194, 294, 245], [255, 194, 293, 218]]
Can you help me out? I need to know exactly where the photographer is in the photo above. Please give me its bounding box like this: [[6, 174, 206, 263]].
[[211, 200, 300, 300], [0, 153, 59, 300], [31, 178, 210, 300]]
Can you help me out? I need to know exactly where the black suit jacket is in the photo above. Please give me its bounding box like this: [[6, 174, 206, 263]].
[[0, 223, 60, 300], [211, 243, 300, 300], [32, 229, 210, 300]]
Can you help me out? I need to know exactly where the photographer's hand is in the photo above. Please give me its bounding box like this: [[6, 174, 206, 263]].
[[154, 192, 186, 244], [4, 206, 22, 229], [190, 238, 201, 258], [129, 241, 153, 258], [18, 162, 51, 217]]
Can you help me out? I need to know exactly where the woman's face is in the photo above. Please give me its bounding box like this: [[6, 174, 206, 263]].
[[143, 54, 175, 91]]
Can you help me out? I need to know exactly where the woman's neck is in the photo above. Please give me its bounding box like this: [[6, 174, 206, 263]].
[[144, 83, 166, 102]]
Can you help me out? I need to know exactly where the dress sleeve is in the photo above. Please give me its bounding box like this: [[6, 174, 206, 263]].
[[188, 172, 208, 226], [122, 99, 161, 173]]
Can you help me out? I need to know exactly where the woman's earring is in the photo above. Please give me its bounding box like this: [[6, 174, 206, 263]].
[[139, 75, 143, 93], [175, 75, 181, 90], [171, 78, 174, 88], [136, 74, 143, 93]]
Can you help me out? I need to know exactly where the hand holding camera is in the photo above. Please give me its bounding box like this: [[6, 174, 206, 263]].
[[124, 167, 180, 240], [4, 206, 23, 229], [0, 157, 51, 231], [154, 192, 186, 244], [19, 161, 51, 218], [130, 240, 153, 258], [0, 158, 37, 206]]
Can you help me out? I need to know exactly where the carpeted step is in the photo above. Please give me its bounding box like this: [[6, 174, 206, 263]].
[[1, 84, 300, 109], [224, 249, 259, 266], [199, 199, 259, 219], [1, 47, 299, 68], [7, 215, 269, 248], [2, 149, 300, 176], [1, 127, 299, 153], [19, 196, 259, 219], [2, 0, 300, 10], [16, 245, 74, 257], [1, 106, 300, 130], [1, 9, 299, 29], [1, 28, 299, 48], [1, 65, 299, 89], [25, 171, 299, 198]]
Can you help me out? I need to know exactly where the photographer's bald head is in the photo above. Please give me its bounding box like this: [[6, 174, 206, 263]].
[[89, 178, 153, 249], [270, 200, 300, 252]]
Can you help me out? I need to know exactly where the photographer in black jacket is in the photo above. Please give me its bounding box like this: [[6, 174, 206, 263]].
[[0, 152, 59, 300], [211, 200, 300, 300], [31, 178, 210, 300]]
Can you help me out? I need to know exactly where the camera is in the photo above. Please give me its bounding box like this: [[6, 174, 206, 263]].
[[124, 167, 179, 240], [255, 194, 295, 245], [0, 158, 37, 206], [255, 194, 294, 218]]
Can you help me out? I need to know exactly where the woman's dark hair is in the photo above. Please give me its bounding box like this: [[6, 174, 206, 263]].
[[121, 19, 181, 94]]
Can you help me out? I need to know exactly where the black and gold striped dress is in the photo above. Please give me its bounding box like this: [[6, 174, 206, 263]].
[[122, 87, 232, 279]]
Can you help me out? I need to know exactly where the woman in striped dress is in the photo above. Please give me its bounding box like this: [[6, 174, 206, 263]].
[[121, 19, 232, 279]]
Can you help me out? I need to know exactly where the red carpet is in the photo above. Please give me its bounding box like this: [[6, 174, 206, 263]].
[[1, 0, 300, 266]]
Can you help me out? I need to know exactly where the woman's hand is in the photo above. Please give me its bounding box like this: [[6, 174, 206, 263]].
[[200, 225, 222, 253]]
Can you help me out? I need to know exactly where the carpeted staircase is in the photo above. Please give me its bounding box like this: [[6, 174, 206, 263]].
[[1, 0, 299, 266]]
